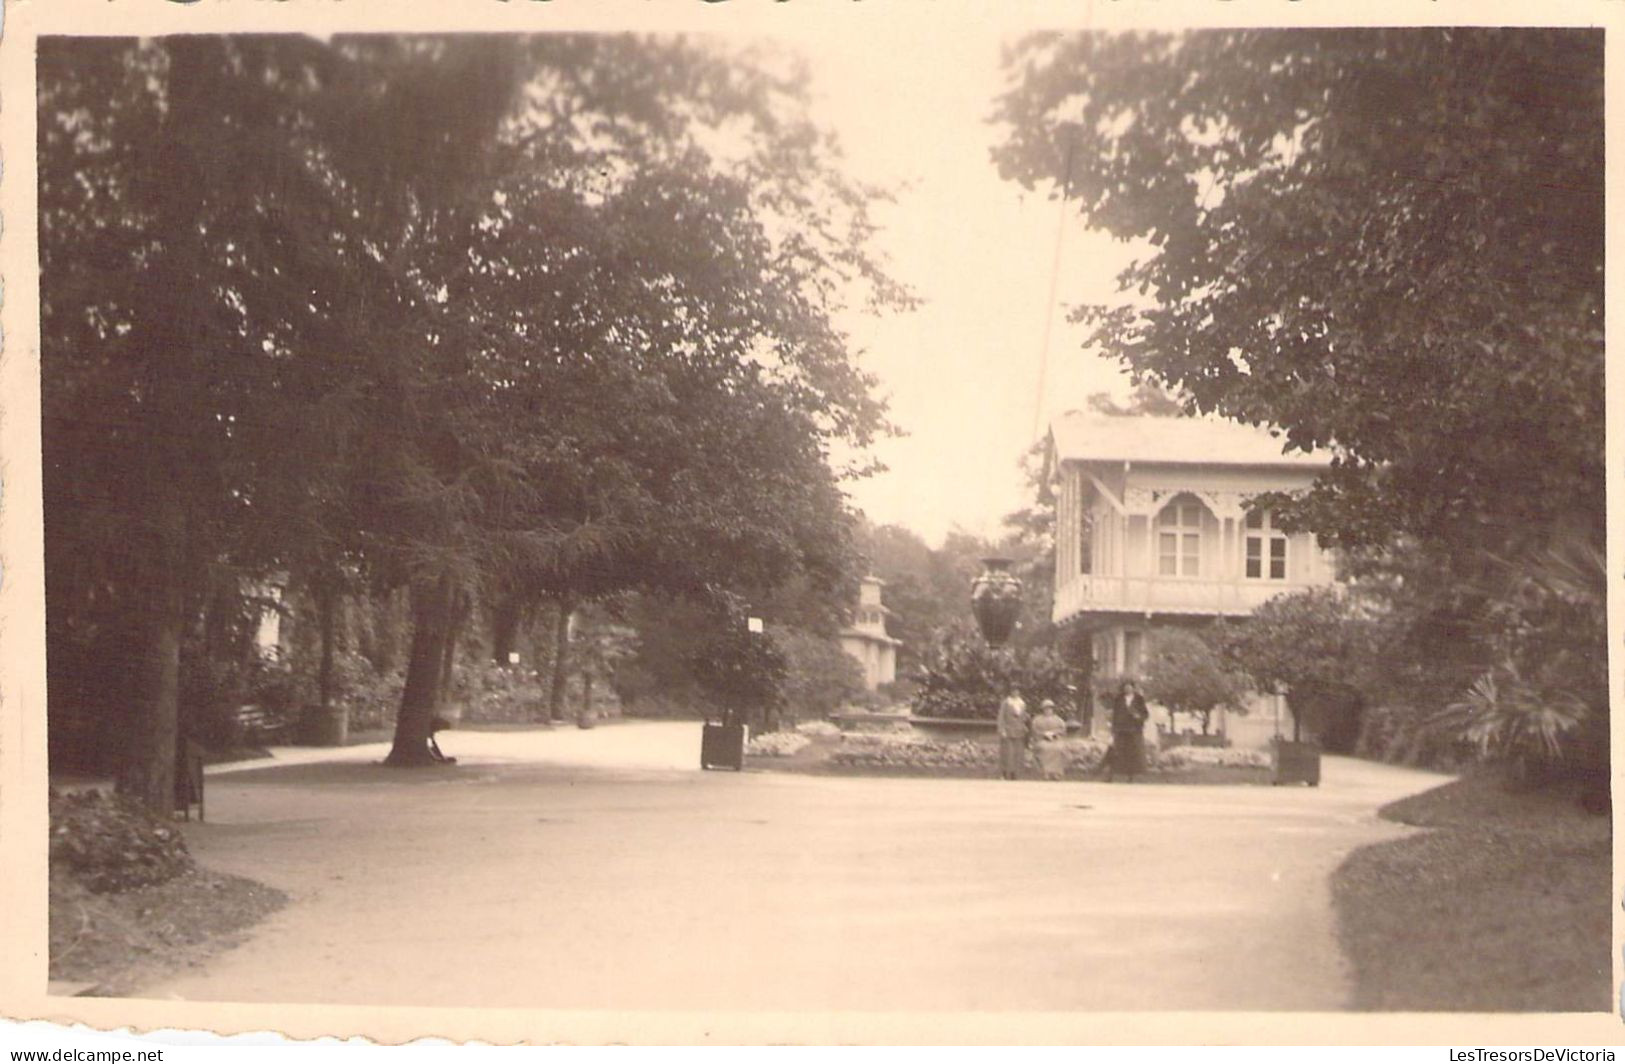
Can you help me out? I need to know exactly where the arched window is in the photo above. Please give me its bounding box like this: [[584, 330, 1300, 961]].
[[1156, 496, 1204, 577], [1245, 509, 1288, 580]]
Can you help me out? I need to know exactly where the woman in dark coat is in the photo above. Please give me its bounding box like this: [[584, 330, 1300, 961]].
[[1108, 679, 1149, 782]]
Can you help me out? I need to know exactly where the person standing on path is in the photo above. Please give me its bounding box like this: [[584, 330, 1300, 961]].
[[1107, 679, 1149, 782], [996, 687, 1029, 780]]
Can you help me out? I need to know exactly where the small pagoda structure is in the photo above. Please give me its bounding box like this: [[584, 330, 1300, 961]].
[[839, 575, 901, 690]]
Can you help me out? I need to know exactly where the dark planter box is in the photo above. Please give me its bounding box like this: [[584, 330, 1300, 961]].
[[701, 722, 747, 771], [1273, 740, 1322, 786]]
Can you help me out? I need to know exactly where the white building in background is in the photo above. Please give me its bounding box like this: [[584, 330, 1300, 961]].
[[1049, 412, 1339, 748], [251, 574, 289, 659], [839, 575, 901, 691]]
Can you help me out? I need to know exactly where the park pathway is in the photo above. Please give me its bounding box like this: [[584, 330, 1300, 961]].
[[153, 722, 1446, 1011]]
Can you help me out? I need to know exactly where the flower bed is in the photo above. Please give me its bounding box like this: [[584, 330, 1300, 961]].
[[1056, 737, 1113, 774], [746, 731, 814, 758], [1153, 745, 1270, 770], [745, 723, 1271, 782], [830, 737, 991, 771], [827, 732, 1112, 775]]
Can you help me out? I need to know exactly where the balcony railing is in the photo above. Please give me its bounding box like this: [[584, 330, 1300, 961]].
[[1052, 573, 1318, 621]]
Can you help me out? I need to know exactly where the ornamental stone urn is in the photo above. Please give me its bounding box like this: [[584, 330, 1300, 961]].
[[970, 556, 1024, 647]]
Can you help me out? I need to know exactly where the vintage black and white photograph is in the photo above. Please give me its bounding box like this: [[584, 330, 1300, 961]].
[[7, 0, 1614, 1042]]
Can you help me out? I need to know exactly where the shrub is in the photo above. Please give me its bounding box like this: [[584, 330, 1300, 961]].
[[1429, 534, 1608, 796], [877, 677, 920, 704], [330, 651, 403, 733], [1355, 702, 1473, 769], [691, 622, 788, 728], [747, 731, 813, 758], [1213, 587, 1374, 746], [796, 720, 842, 738], [179, 656, 252, 749], [454, 659, 550, 724], [49, 789, 193, 893], [180, 653, 311, 749], [772, 627, 866, 725], [1140, 628, 1250, 736], [844, 688, 901, 713], [909, 626, 1072, 720]]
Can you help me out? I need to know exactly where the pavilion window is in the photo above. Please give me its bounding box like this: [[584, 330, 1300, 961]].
[[1156, 500, 1202, 577], [1245, 509, 1289, 580]]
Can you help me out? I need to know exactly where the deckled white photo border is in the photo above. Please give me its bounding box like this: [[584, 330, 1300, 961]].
[[0, 0, 1618, 1046]]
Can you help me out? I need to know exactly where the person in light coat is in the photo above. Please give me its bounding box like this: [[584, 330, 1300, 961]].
[[995, 688, 1029, 780], [1030, 699, 1069, 780]]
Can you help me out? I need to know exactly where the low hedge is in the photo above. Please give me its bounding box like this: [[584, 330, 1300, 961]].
[[829, 734, 1113, 775], [49, 790, 194, 894]]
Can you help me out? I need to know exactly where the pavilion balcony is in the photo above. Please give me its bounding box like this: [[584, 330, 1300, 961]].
[[1052, 573, 1316, 623]]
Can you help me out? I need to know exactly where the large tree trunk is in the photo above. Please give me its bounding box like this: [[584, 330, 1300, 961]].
[[119, 37, 212, 812], [385, 575, 458, 766], [119, 507, 186, 812], [435, 587, 470, 721], [305, 580, 347, 746], [547, 598, 573, 723]]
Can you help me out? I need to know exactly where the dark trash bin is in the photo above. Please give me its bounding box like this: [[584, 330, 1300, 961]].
[[701, 722, 747, 771], [174, 737, 206, 820], [1272, 739, 1321, 786]]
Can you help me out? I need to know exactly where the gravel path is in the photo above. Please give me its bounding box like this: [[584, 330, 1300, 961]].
[[151, 722, 1447, 1011]]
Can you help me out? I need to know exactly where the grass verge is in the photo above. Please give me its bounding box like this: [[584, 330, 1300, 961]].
[[1331, 769, 1611, 1011], [50, 866, 288, 997]]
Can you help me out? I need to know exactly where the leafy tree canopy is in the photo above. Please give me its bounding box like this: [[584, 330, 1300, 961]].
[[40, 34, 911, 786], [995, 29, 1603, 554], [1139, 627, 1249, 735]]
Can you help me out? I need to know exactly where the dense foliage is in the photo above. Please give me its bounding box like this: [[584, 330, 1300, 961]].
[[909, 627, 1073, 720], [50, 790, 194, 894], [1433, 535, 1608, 796], [42, 36, 906, 800], [690, 618, 789, 730], [996, 30, 1606, 783], [1139, 628, 1249, 736], [769, 626, 867, 726], [996, 28, 1603, 555], [1213, 588, 1374, 748]]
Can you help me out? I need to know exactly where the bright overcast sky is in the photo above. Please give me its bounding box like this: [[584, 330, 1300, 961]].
[[791, 26, 1139, 547]]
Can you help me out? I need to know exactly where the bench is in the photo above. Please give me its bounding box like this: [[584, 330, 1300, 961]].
[[235, 703, 295, 745]]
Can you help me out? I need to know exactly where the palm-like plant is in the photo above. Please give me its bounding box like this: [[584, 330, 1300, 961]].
[[1437, 668, 1589, 764], [1434, 530, 1608, 775]]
